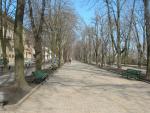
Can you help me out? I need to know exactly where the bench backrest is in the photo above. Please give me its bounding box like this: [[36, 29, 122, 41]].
[[126, 69, 141, 75], [32, 70, 47, 79]]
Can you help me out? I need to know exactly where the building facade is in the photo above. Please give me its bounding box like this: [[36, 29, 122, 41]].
[[0, 17, 34, 65], [42, 47, 52, 62]]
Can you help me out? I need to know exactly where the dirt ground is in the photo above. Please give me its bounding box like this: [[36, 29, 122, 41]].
[[3, 61, 150, 113]]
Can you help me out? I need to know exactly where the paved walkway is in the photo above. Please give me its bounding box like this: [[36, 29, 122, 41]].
[[4, 61, 150, 113]]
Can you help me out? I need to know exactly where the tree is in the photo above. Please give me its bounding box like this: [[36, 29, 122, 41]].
[[28, 0, 46, 70], [105, 0, 116, 65], [0, 0, 7, 73], [133, 15, 145, 68], [44, 0, 77, 66], [105, 0, 127, 68], [92, 12, 100, 65], [99, 18, 109, 67], [0, 0, 3, 63], [1, 0, 8, 73], [116, 0, 121, 68], [123, 0, 136, 66], [144, 0, 150, 80], [14, 0, 28, 89]]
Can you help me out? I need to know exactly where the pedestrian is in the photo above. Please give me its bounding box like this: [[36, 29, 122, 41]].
[[8, 65, 11, 71], [69, 58, 71, 64]]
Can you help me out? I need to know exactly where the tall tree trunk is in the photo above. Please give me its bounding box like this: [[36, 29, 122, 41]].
[[14, 0, 28, 89], [0, 0, 3, 60], [95, 51, 98, 65], [28, 0, 45, 70], [88, 34, 92, 64], [101, 44, 104, 67], [134, 19, 143, 68], [137, 48, 142, 68], [2, 11, 8, 73], [116, 0, 121, 68], [34, 35, 42, 70], [124, 39, 128, 66], [144, 0, 150, 80], [105, 0, 116, 65], [58, 42, 61, 67], [0, 0, 8, 73], [124, 0, 136, 66], [51, 31, 56, 62], [112, 44, 115, 64]]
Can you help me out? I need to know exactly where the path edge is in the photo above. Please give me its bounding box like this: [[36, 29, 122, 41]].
[[3, 83, 42, 111]]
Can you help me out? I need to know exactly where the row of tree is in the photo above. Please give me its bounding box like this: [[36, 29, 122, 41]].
[[0, 0, 77, 90], [74, 0, 150, 80]]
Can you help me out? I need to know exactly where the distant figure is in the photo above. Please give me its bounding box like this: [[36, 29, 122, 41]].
[[8, 65, 11, 71], [69, 58, 71, 64]]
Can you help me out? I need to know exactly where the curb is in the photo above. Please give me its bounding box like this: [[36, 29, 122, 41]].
[[3, 83, 42, 111]]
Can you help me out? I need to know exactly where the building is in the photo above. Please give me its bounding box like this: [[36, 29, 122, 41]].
[[42, 47, 52, 62], [0, 16, 34, 65]]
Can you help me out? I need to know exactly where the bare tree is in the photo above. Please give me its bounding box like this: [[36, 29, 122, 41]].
[[105, 0, 127, 68], [0, 0, 3, 63], [92, 12, 100, 65], [123, 0, 136, 66], [44, 0, 77, 66], [100, 18, 109, 67], [14, 0, 28, 89], [28, 0, 46, 70], [133, 15, 145, 68], [105, 0, 116, 65], [144, 0, 150, 80], [0, 0, 8, 73]]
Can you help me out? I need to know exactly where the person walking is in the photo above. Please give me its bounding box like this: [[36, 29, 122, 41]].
[[69, 58, 72, 64]]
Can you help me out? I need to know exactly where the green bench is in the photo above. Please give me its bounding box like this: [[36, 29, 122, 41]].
[[122, 69, 141, 80], [32, 70, 48, 83]]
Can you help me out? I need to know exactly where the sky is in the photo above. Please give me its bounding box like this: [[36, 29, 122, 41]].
[[71, 0, 95, 24], [71, 0, 143, 25], [71, 0, 145, 43]]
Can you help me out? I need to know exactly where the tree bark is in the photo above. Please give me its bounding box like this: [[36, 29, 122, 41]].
[[124, 0, 136, 66], [14, 0, 28, 89], [2, 11, 8, 73], [101, 44, 104, 67], [0, 0, 3, 61], [105, 0, 116, 65], [137, 49, 142, 68], [28, 0, 45, 70], [0, 0, 7, 73], [34, 35, 42, 70], [144, 0, 150, 80], [116, 0, 121, 68], [134, 19, 143, 68]]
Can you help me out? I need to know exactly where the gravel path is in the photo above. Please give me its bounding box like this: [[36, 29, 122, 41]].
[[3, 61, 150, 113]]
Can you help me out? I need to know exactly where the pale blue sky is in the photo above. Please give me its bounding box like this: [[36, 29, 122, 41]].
[[71, 0, 95, 24], [71, 0, 143, 25]]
